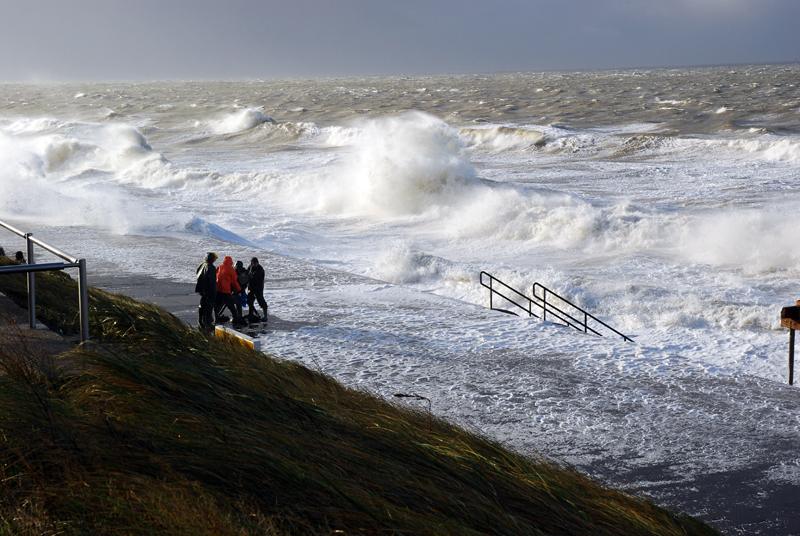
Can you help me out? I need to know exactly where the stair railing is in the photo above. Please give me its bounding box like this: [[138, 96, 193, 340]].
[[0, 219, 90, 342], [532, 282, 633, 342], [479, 271, 632, 343], [479, 271, 538, 318]]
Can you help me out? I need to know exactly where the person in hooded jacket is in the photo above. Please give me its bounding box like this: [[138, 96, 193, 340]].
[[235, 260, 249, 320], [246, 257, 268, 322], [195, 252, 218, 330], [216, 256, 246, 327]]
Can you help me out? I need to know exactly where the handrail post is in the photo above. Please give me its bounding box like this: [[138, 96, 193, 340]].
[[584, 311, 588, 333], [542, 288, 547, 322], [790, 328, 795, 385], [77, 258, 89, 342], [489, 277, 493, 310], [26, 233, 36, 329]]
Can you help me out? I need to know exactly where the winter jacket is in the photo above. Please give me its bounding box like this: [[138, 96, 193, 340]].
[[248, 263, 265, 293], [195, 262, 217, 296], [236, 266, 250, 291], [216, 256, 241, 294]]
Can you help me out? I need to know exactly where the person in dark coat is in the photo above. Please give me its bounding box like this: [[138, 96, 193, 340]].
[[195, 252, 218, 331], [246, 257, 268, 322], [14, 251, 26, 264], [235, 260, 249, 321], [0, 247, 5, 257]]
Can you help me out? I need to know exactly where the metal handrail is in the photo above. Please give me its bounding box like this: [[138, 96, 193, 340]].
[[480, 271, 589, 331], [28, 236, 78, 264], [479, 271, 633, 343], [0, 219, 89, 342], [532, 282, 632, 342], [479, 271, 539, 318]]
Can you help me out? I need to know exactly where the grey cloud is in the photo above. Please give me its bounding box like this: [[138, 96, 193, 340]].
[[0, 0, 797, 80]]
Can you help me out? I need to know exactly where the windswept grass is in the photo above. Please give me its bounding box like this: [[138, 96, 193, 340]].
[[0, 263, 718, 535]]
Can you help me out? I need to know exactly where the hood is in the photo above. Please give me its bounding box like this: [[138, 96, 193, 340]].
[[222, 256, 234, 267]]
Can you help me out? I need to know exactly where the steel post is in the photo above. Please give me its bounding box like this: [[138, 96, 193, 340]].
[[790, 328, 795, 385], [78, 258, 90, 342], [26, 233, 36, 329], [543, 288, 547, 322]]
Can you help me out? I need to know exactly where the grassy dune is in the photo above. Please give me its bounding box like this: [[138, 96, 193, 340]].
[[0, 260, 717, 535]]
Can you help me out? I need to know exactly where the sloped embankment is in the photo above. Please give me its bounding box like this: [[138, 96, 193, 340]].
[[0, 261, 716, 535]]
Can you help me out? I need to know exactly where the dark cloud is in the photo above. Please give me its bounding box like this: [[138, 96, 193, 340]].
[[0, 0, 797, 80]]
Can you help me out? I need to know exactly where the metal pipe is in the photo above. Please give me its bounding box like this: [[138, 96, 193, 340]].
[[28, 236, 78, 263], [0, 262, 76, 274], [0, 220, 27, 238], [26, 233, 36, 329], [0, 219, 79, 262], [542, 288, 547, 322], [534, 281, 632, 342], [78, 259, 90, 342]]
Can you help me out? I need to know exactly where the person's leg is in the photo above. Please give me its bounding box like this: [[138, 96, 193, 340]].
[[225, 293, 244, 324], [255, 291, 268, 320], [246, 291, 260, 320], [215, 292, 229, 322], [200, 294, 214, 329]]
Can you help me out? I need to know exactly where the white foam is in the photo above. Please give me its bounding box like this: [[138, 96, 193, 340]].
[[681, 205, 800, 272], [307, 111, 478, 216], [723, 136, 800, 162], [459, 125, 546, 152], [209, 107, 273, 135], [0, 118, 183, 232]]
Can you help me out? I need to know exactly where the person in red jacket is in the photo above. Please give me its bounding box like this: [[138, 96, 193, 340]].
[[215, 256, 245, 327]]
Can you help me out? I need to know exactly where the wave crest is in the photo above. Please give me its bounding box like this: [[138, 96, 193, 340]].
[[460, 126, 546, 152], [209, 107, 274, 135]]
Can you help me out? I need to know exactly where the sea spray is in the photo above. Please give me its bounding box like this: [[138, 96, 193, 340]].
[[209, 107, 273, 135], [318, 111, 477, 216]]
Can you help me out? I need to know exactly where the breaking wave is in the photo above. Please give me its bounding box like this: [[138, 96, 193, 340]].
[[460, 125, 546, 152], [208, 107, 274, 135], [722, 136, 800, 162], [0, 117, 183, 231], [256, 112, 672, 252], [308, 111, 478, 216], [184, 217, 257, 246]]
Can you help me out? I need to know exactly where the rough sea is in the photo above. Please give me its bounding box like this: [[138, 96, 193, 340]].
[[2, 64, 800, 533]]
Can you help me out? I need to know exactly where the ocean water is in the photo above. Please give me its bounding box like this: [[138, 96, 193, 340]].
[[3, 65, 800, 532], [2, 65, 799, 382]]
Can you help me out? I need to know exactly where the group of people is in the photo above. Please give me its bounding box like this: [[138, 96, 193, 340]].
[[195, 253, 269, 331], [0, 247, 27, 264]]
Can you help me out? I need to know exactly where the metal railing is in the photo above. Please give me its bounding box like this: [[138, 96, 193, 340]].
[[479, 271, 540, 318], [479, 271, 632, 343], [0, 220, 89, 342], [532, 282, 633, 342]]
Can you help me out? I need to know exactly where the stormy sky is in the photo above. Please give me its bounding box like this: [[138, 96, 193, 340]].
[[1, 0, 798, 80]]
